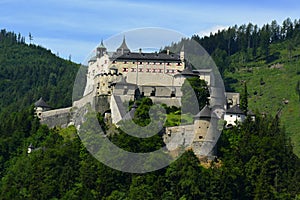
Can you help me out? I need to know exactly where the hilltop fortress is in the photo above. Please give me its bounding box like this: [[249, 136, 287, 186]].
[[35, 38, 243, 158]]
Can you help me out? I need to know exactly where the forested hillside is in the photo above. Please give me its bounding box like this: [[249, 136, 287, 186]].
[[191, 18, 300, 156], [0, 29, 80, 113], [0, 29, 79, 184]]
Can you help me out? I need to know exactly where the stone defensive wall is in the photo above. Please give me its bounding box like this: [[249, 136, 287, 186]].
[[163, 125, 194, 151], [40, 107, 73, 128]]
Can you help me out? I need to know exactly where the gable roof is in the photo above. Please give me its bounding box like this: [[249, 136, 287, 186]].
[[34, 97, 51, 108], [226, 105, 244, 115]]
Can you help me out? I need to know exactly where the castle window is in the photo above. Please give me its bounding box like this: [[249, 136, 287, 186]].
[[166, 69, 169, 73], [150, 90, 155, 96], [112, 60, 116, 64], [199, 136, 203, 139], [230, 115, 233, 117], [177, 62, 181, 66], [124, 61, 127, 64], [123, 68, 128, 72], [158, 69, 162, 73], [131, 68, 136, 72], [167, 62, 170, 65], [152, 69, 156, 73], [139, 62, 142, 65], [146, 68, 150, 73], [139, 68, 143, 72], [147, 62, 150, 64], [132, 61, 135, 64], [159, 62, 162, 65], [238, 115, 240, 118]]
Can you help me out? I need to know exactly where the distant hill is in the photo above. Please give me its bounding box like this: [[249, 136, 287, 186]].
[[0, 29, 80, 114]]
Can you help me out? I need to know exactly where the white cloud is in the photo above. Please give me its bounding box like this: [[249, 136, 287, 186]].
[[196, 25, 229, 38]]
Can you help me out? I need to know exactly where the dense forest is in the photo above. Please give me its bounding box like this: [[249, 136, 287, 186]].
[[195, 18, 300, 75], [0, 18, 300, 199]]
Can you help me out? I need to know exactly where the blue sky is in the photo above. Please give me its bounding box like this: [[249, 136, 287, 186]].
[[1, 0, 299, 63]]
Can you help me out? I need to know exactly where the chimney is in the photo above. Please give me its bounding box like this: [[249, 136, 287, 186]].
[[139, 48, 142, 54], [167, 49, 170, 55]]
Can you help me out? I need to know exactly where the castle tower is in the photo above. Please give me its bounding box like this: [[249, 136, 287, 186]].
[[193, 105, 211, 143], [117, 36, 130, 55], [34, 97, 51, 117], [96, 40, 107, 58]]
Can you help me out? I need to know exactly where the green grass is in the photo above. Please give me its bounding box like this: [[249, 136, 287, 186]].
[[225, 41, 300, 157], [165, 112, 194, 127]]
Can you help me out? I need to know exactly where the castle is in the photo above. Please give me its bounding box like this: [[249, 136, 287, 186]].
[[34, 37, 245, 159]]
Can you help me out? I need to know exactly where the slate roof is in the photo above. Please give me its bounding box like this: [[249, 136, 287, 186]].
[[117, 37, 130, 53], [111, 52, 181, 61], [226, 105, 244, 115], [34, 97, 51, 108], [98, 40, 106, 49], [194, 105, 211, 119], [179, 65, 198, 76]]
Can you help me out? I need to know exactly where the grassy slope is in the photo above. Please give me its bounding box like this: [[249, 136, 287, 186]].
[[225, 40, 300, 157]]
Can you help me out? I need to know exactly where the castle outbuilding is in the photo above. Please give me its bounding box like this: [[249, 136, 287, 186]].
[[224, 104, 246, 128], [34, 97, 51, 117]]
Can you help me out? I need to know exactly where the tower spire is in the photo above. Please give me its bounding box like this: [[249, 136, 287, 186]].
[[117, 35, 130, 54], [96, 39, 106, 58]]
